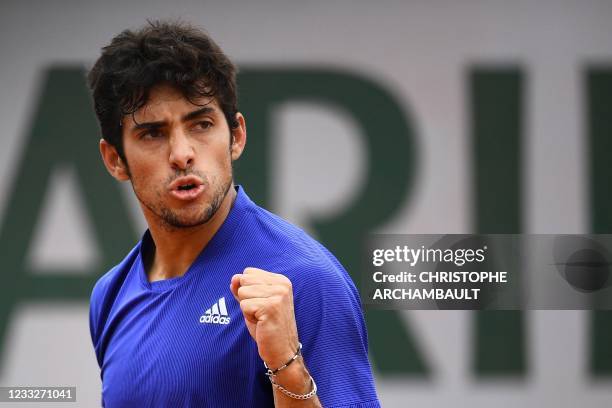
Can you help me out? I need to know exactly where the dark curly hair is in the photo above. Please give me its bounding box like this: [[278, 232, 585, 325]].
[[87, 20, 238, 161]]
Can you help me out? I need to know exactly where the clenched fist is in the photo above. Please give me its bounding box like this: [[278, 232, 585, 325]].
[[230, 267, 300, 369]]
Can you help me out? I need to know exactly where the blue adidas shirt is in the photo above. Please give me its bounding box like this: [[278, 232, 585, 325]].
[[89, 186, 381, 407]]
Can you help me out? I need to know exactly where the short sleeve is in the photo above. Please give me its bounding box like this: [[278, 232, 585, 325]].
[[290, 252, 381, 408], [89, 264, 119, 370], [89, 276, 107, 369]]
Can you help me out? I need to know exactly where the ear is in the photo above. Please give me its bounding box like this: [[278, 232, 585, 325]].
[[99, 139, 130, 181], [230, 112, 247, 161]]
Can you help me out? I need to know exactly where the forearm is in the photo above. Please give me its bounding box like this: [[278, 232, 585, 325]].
[[272, 359, 322, 408], [230, 269, 322, 406]]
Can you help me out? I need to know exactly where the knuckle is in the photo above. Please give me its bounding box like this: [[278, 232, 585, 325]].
[[271, 295, 283, 307]]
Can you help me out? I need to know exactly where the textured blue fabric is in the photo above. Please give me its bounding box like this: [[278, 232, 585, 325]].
[[89, 186, 380, 407]]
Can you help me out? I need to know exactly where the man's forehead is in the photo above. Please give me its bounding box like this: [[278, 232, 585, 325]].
[[125, 84, 220, 127]]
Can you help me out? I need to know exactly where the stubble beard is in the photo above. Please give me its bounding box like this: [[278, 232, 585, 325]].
[[160, 175, 232, 229], [131, 169, 234, 231]]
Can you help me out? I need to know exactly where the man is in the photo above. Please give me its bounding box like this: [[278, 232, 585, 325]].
[[87, 20, 380, 407]]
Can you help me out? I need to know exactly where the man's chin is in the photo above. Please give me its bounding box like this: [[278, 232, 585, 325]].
[[153, 179, 231, 230], [160, 208, 215, 230]]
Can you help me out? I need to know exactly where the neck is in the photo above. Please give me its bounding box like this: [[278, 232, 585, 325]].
[[143, 184, 237, 282]]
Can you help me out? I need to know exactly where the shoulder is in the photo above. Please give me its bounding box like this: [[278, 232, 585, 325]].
[[234, 187, 340, 279], [247, 204, 349, 281], [243, 203, 360, 308], [89, 241, 141, 324]]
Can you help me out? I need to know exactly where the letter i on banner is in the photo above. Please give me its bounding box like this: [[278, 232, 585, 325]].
[[588, 67, 612, 377], [471, 67, 525, 377]]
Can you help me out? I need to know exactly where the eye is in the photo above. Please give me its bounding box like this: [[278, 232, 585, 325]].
[[140, 129, 163, 140], [193, 121, 213, 131]]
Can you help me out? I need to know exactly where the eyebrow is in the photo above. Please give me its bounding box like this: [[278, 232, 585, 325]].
[[130, 106, 217, 132], [183, 106, 216, 122]]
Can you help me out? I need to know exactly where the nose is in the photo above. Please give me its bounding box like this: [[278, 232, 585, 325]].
[[168, 129, 194, 170]]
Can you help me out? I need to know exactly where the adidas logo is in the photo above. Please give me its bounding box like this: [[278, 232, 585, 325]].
[[199, 297, 231, 325]]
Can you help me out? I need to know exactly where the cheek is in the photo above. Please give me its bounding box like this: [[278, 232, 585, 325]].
[[202, 143, 232, 171], [128, 157, 165, 191], [215, 151, 233, 178], [127, 147, 160, 174]]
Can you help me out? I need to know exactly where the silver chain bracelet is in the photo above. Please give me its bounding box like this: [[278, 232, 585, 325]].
[[264, 342, 318, 400], [269, 375, 317, 400]]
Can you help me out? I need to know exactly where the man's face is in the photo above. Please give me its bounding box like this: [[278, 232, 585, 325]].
[[113, 84, 245, 230]]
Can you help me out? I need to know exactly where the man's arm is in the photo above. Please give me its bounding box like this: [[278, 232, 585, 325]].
[[230, 267, 322, 407]]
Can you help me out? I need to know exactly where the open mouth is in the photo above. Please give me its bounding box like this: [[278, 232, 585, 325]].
[[169, 176, 205, 201]]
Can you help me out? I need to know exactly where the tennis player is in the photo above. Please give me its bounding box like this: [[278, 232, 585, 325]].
[[87, 20, 380, 407]]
